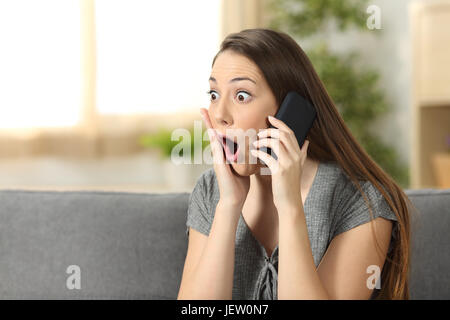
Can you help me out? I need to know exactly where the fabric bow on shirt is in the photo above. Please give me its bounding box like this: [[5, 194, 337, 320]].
[[253, 255, 278, 300]]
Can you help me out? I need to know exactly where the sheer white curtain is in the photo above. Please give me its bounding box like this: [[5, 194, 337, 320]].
[[95, 0, 222, 115], [0, 0, 81, 129], [0, 0, 222, 131]]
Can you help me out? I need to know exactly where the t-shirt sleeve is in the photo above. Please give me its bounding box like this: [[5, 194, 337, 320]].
[[185, 171, 213, 238], [331, 179, 398, 240]]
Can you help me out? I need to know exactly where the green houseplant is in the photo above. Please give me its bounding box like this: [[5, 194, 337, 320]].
[[139, 126, 211, 189], [139, 127, 210, 162]]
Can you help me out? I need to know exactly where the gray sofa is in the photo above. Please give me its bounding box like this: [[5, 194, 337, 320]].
[[0, 188, 449, 299]]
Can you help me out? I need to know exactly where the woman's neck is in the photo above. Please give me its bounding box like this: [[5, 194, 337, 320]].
[[247, 157, 316, 211]]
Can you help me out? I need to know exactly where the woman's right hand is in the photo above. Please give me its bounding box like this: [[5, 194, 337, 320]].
[[200, 108, 250, 211]]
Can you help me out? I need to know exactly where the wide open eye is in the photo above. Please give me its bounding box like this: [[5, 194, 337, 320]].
[[236, 91, 251, 103], [206, 90, 220, 101]]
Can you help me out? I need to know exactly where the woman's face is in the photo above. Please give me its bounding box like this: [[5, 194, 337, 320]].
[[207, 50, 278, 176]]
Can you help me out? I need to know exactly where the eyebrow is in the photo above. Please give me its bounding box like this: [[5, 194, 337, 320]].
[[209, 76, 256, 85]]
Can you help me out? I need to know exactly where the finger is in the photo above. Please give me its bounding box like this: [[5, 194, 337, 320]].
[[208, 129, 225, 164], [301, 139, 310, 153], [266, 115, 302, 152], [210, 130, 236, 169], [259, 128, 300, 155], [300, 140, 309, 166], [250, 149, 279, 174], [267, 115, 294, 135], [257, 128, 280, 139], [201, 109, 217, 145], [253, 138, 284, 158], [301, 139, 310, 158], [210, 132, 236, 177], [200, 108, 213, 129], [200, 109, 234, 177]]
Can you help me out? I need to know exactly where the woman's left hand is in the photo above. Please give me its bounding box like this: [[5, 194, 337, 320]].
[[251, 115, 310, 214]]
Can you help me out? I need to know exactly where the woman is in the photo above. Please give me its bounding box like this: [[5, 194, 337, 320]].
[[177, 28, 412, 300]]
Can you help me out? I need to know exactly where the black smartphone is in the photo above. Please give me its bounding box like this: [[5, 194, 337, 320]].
[[259, 91, 317, 161]]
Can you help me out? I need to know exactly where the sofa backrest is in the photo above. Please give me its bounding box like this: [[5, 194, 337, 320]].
[[0, 188, 448, 299], [407, 189, 450, 299], [0, 190, 190, 299]]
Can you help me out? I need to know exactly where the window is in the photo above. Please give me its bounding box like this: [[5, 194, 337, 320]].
[[95, 0, 221, 115], [0, 0, 81, 129], [0, 0, 224, 157]]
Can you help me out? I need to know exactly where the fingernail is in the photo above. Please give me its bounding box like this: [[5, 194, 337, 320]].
[[207, 128, 214, 138]]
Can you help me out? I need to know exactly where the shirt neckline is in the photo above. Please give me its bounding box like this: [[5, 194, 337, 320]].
[[239, 160, 324, 261]]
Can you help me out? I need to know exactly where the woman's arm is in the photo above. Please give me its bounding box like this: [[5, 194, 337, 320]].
[[277, 204, 393, 300], [177, 201, 241, 300], [278, 205, 330, 299]]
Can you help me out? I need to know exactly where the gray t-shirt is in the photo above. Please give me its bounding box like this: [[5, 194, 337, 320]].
[[185, 160, 398, 300]]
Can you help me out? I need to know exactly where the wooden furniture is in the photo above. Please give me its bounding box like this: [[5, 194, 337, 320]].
[[410, 0, 450, 189]]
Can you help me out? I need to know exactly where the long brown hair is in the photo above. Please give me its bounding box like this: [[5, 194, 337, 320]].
[[213, 28, 413, 299]]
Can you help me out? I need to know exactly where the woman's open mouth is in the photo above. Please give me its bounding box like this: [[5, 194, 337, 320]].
[[217, 132, 240, 163]]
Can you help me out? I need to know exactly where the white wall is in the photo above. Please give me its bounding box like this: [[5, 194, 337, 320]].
[[321, 0, 419, 165]]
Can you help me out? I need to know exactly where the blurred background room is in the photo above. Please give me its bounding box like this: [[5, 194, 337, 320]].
[[0, 0, 449, 193]]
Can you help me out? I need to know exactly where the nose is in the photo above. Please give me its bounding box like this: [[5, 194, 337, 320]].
[[212, 99, 233, 128]]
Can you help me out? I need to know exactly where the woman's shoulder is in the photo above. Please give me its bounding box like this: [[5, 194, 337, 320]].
[[323, 161, 397, 221], [192, 167, 220, 203], [196, 167, 217, 190], [315, 160, 347, 189], [327, 161, 386, 197], [319, 160, 371, 190], [316, 160, 377, 206], [318, 160, 342, 177]]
